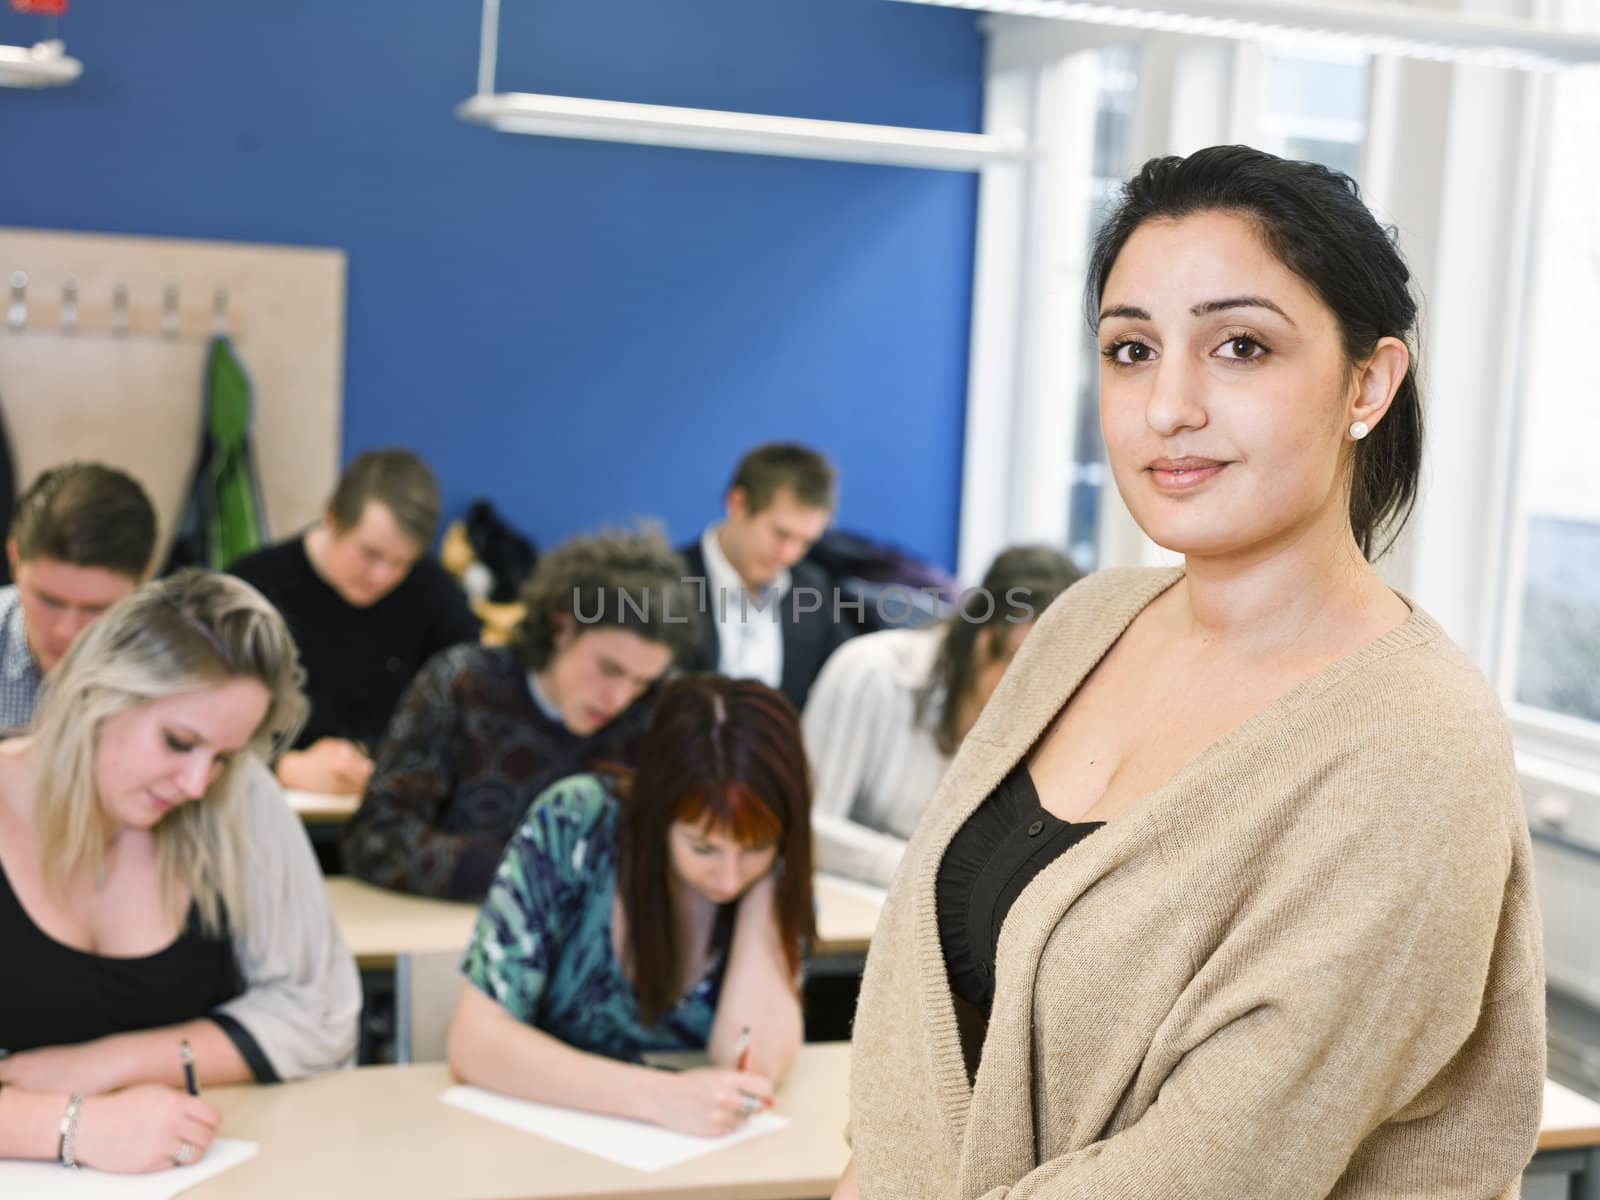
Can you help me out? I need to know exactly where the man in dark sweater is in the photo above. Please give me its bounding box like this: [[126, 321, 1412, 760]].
[[340, 528, 700, 900], [230, 449, 479, 795]]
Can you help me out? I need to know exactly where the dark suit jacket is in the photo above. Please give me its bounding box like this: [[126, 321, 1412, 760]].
[[678, 540, 854, 712]]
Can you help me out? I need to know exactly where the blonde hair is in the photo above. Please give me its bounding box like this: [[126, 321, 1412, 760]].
[[31, 569, 307, 936]]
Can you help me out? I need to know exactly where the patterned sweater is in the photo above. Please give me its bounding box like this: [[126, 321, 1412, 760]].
[[341, 644, 652, 900], [461, 774, 722, 1060], [848, 567, 1545, 1199]]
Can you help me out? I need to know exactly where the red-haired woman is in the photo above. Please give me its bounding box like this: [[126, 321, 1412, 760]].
[[446, 674, 815, 1135]]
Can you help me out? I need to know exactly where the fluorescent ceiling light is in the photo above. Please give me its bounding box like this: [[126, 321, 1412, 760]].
[[456, 92, 1027, 171], [0, 39, 80, 88], [887, 0, 1600, 71], [456, 0, 1022, 171]]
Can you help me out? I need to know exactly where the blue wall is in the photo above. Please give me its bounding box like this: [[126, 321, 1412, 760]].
[[0, 0, 982, 568]]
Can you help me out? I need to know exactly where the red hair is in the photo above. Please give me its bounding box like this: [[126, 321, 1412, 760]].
[[615, 674, 815, 1025]]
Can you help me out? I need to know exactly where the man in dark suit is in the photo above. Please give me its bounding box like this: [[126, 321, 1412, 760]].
[[679, 443, 853, 711]]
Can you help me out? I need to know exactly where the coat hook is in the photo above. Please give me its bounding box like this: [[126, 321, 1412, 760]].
[[212, 287, 229, 337], [112, 282, 129, 337], [161, 283, 179, 339], [7, 271, 26, 332], [61, 275, 79, 335]]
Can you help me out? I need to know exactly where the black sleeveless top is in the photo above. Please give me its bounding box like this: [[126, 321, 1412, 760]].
[[0, 858, 244, 1055], [936, 764, 1103, 1018]]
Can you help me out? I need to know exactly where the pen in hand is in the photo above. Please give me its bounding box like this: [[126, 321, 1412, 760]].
[[731, 1026, 771, 1119], [180, 1039, 200, 1096]]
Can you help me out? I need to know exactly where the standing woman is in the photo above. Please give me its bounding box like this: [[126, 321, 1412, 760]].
[[448, 674, 815, 1136], [0, 570, 360, 1173], [838, 146, 1543, 1198]]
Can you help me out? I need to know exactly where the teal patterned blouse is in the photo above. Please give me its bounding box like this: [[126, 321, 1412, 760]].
[[461, 773, 724, 1061]]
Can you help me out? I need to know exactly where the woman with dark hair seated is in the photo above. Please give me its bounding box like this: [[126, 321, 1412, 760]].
[[803, 545, 1081, 887], [447, 674, 815, 1136]]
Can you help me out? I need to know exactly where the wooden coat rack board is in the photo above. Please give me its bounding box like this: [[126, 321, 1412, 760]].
[[0, 226, 346, 561]]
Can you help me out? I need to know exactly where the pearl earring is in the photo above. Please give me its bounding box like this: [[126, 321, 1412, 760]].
[[1349, 420, 1370, 441]]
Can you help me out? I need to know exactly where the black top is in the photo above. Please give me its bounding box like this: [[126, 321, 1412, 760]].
[[676, 540, 856, 712], [936, 764, 1103, 1018], [230, 535, 480, 750], [0, 859, 244, 1055]]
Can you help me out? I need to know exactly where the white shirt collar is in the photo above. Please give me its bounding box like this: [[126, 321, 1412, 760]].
[[697, 525, 786, 691]]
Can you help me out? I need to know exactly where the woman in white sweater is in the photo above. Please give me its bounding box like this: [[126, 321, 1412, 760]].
[[802, 546, 1080, 887]]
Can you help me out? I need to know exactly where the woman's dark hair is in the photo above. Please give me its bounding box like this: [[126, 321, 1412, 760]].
[[1086, 145, 1423, 561], [919, 545, 1082, 755], [614, 674, 815, 1026]]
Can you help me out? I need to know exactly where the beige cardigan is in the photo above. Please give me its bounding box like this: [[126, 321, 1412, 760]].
[[848, 568, 1545, 1199]]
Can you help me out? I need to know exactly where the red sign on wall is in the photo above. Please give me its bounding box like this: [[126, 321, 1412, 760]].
[[11, 0, 69, 13]]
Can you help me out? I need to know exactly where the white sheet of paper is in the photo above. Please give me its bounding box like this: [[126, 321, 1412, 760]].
[[0, 1137, 257, 1199], [440, 1085, 789, 1172], [282, 788, 359, 816]]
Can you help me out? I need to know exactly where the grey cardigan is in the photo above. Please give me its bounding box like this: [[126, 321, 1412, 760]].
[[214, 757, 361, 1080]]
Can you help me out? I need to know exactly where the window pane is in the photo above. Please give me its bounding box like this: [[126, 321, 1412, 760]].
[[1264, 51, 1368, 125], [1280, 136, 1362, 180], [1067, 44, 1141, 572], [1514, 518, 1600, 722], [1257, 48, 1369, 182]]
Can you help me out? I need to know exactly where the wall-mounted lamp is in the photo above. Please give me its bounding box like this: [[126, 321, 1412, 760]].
[[0, 38, 81, 88]]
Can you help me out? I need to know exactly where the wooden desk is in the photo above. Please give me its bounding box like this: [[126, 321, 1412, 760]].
[[285, 788, 361, 825], [812, 873, 884, 958], [177, 1048, 1596, 1199], [327, 877, 479, 971], [1531, 1078, 1600, 1199], [186, 1044, 850, 1200], [328, 873, 884, 972]]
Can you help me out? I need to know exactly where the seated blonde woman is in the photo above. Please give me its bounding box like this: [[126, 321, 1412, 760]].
[[0, 570, 360, 1174]]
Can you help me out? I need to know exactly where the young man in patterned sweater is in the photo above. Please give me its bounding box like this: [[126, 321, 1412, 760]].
[[341, 528, 699, 900]]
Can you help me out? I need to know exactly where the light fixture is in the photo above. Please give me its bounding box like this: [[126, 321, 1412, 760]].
[[0, 38, 80, 87], [455, 0, 1026, 172], [886, 0, 1600, 71], [456, 92, 1026, 171]]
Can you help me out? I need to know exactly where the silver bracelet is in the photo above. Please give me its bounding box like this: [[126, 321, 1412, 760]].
[[58, 1092, 84, 1169]]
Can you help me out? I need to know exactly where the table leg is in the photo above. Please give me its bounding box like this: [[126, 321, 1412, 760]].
[[394, 953, 414, 1066]]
